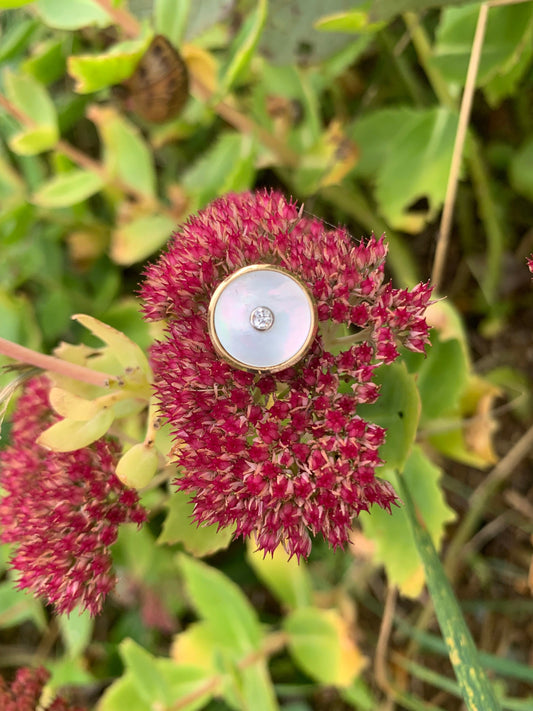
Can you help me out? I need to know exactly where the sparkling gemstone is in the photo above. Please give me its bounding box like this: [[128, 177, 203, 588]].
[[250, 306, 274, 331], [208, 264, 317, 372]]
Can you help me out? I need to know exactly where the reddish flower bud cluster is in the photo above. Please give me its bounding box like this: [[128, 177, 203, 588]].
[[141, 190, 432, 558], [0, 377, 146, 616], [0, 666, 86, 711]]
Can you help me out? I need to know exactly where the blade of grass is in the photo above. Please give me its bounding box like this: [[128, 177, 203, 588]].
[[396, 474, 501, 711], [394, 654, 533, 711], [393, 617, 533, 686]]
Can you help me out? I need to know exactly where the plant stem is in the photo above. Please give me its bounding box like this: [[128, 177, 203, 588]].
[[404, 8, 506, 302], [0, 337, 116, 388], [92, 0, 140, 37], [430, 4, 489, 293]]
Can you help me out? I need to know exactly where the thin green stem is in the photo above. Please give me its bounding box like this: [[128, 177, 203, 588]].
[[466, 136, 504, 302], [403, 12, 455, 109]]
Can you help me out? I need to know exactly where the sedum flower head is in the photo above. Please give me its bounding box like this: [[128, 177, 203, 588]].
[[141, 190, 432, 558], [0, 377, 146, 616], [0, 666, 86, 711]]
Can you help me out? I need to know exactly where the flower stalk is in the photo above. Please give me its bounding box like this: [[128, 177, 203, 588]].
[[0, 336, 116, 388]]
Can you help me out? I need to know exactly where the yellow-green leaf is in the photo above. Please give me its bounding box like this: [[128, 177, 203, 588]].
[[178, 555, 263, 654], [49, 387, 102, 420], [315, 10, 384, 34], [111, 214, 175, 266], [91, 107, 156, 199], [246, 540, 313, 610], [68, 38, 149, 93], [0, 0, 35, 8], [34, 0, 111, 30], [362, 447, 455, 597], [159, 491, 234, 557], [37, 408, 114, 451], [219, 0, 267, 95], [284, 607, 366, 687], [4, 68, 57, 128], [72, 313, 151, 378], [9, 126, 58, 155], [32, 169, 104, 207]]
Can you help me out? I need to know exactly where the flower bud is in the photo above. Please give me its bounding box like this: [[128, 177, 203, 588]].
[[116, 442, 158, 489]]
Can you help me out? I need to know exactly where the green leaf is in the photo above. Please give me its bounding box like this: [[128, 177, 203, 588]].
[[36, 408, 114, 451], [510, 136, 533, 202], [23, 39, 66, 85], [361, 447, 455, 597], [57, 607, 94, 658], [120, 639, 173, 707], [34, 0, 112, 30], [179, 555, 263, 655], [0, 581, 46, 630], [245, 540, 313, 610], [95, 110, 156, 199], [0, 153, 25, 202], [315, 9, 384, 34], [431, 2, 533, 87], [68, 38, 149, 93], [358, 362, 420, 471], [182, 132, 256, 208], [99, 656, 212, 711], [111, 213, 175, 265], [0, 17, 38, 62], [416, 333, 468, 422], [219, 0, 267, 95], [0, 0, 35, 7], [3, 68, 58, 131], [240, 663, 280, 711], [154, 0, 190, 45], [72, 313, 151, 378], [8, 126, 58, 155], [159, 490, 234, 556], [349, 107, 418, 179], [397, 474, 502, 711], [284, 607, 366, 687], [483, 32, 533, 107], [375, 107, 458, 231], [32, 169, 104, 207], [91, 674, 152, 711]]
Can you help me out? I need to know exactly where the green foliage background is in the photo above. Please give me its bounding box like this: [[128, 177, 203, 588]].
[[1, 1, 533, 710]]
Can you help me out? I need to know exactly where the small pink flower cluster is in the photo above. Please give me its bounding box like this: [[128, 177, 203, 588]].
[[142, 190, 432, 558], [0, 666, 85, 711], [0, 377, 146, 616]]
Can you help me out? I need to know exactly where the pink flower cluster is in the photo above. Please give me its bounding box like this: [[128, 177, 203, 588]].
[[0, 666, 85, 711], [0, 377, 146, 616], [141, 190, 432, 558]]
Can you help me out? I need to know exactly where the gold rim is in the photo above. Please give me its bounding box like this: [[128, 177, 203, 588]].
[[207, 264, 317, 373]]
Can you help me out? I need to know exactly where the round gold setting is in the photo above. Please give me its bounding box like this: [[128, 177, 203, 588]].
[[207, 264, 317, 373]]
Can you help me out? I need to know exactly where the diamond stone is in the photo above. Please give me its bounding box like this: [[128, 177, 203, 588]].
[[250, 306, 274, 331]]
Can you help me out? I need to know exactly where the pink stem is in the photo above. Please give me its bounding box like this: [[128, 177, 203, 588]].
[[0, 337, 117, 388]]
